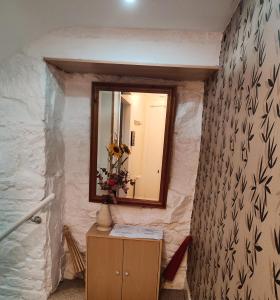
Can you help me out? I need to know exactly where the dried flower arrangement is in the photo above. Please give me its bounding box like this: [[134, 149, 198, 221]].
[[97, 142, 135, 204]]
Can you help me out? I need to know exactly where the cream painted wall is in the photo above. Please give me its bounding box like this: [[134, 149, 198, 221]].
[[25, 27, 221, 67]]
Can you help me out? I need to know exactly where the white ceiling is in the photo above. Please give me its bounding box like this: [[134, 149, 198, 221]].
[[0, 0, 240, 62]]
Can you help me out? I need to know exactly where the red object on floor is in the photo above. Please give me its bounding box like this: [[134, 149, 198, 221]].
[[162, 235, 193, 281]]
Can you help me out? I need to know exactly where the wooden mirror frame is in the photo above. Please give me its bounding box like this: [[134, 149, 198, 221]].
[[89, 82, 177, 208]]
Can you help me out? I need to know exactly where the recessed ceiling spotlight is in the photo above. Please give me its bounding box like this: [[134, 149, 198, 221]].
[[125, 0, 136, 4]]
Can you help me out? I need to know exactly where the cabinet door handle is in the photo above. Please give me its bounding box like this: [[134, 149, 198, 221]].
[[115, 271, 120, 275], [124, 272, 129, 276]]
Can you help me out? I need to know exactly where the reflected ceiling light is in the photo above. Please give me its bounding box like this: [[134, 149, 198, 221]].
[[125, 0, 136, 4]]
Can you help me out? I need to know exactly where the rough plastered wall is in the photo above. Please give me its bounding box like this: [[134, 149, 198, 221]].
[[0, 55, 64, 299], [62, 73, 203, 289], [44, 66, 65, 293], [188, 0, 280, 299]]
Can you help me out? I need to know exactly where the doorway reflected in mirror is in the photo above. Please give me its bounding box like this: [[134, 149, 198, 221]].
[[97, 91, 167, 201]]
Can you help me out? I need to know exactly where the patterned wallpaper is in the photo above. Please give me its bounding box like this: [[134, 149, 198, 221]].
[[188, 0, 280, 299]]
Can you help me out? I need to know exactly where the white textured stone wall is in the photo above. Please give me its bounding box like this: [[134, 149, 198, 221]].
[[62, 73, 204, 289], [0, 55, 64, 299], [44, 66, 65, 293], [0, 54, 47, 300]]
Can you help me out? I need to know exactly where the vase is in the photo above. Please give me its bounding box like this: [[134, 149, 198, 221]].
[[96, 203, 113, 232]]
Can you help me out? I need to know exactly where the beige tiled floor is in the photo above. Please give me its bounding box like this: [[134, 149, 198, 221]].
[[49, 279, 188, 300]]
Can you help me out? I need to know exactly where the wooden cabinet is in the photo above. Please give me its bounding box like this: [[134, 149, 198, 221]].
[[86, 224, 162, 300], [87, 237, 123, 300]]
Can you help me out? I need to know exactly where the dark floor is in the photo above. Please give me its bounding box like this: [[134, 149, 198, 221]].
[[160, 289, 188, 300], [49, 279, 188, 300]]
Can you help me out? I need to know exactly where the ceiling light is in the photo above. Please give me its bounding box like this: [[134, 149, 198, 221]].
[[124, 0, 136, 4]]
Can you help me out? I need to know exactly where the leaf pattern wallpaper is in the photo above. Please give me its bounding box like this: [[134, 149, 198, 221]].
[[188, 0, 280, 299]]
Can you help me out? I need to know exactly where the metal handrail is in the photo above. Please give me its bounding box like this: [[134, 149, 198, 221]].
[[0, 193, 55, 242]]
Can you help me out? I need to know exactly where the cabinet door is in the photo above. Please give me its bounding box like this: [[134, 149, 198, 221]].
[[122, 240, 161, 300], [87, 237, 123, 300]]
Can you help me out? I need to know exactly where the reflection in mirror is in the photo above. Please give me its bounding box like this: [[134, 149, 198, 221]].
[[97, 91, 168, 201]]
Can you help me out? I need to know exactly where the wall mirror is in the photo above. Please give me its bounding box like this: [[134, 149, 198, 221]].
[[89, 83, 176, 208]]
